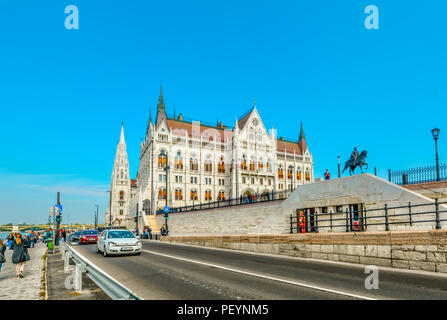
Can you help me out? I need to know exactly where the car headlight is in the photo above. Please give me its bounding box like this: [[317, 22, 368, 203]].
[[136, 241, 141, 246], [108, 242, 117, 247]]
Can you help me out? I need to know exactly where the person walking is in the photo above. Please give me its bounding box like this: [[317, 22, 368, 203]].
[[29, 232, 35, 248], [0, 239, 6, 272], [11, 233, 30, 278], [62, 229, 67, 243], [324, 169, 331, 180]]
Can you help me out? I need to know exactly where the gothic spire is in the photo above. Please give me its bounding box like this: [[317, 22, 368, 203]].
[[155, 85, 167, 128], [298, 121, 307, 154], [119, 122, 125, 145]]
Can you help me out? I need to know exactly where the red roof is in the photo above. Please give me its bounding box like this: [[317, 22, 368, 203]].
[[167, 119, 232, 143], [276, 139, 302, 154]]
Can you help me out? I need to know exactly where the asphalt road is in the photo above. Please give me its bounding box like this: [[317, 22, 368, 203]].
[[69, 240, 447, 300]]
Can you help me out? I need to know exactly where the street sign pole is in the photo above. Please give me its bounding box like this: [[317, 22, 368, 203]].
[[52, 207, 56, 254]]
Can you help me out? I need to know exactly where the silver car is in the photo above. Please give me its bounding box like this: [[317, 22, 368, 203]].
[[96, 229, 142, 257]]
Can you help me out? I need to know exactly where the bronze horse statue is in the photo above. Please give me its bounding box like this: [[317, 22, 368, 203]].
[[342, 150, 368, 175]]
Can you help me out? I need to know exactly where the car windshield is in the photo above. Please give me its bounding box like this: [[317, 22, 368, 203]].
[[107, 230, 135, 239], [82, 231, 98, 235], [74, 232, 81, 235]]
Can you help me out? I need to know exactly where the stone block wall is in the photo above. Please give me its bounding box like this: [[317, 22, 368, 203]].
[[161, 230, 447, 273]]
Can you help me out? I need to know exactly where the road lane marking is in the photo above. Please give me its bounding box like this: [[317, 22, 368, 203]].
[[142, 249, 377, 300]]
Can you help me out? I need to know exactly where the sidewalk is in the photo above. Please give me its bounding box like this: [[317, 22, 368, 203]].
[[0, 242, 46, 300]]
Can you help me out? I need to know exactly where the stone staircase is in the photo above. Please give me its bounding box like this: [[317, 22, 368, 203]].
[[145, 214, 160, 234]]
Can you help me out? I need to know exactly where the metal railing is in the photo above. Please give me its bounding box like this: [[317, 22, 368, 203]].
[[389, 163, 447, 185], [162, 189, 293, 214], [60, 242, 142, 300], [290, 199, 447, 234]]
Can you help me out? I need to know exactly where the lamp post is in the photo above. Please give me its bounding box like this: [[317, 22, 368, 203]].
[[106, 190, 111, 228], [288, 166, 294, 191], [338, 156, 341, 178], [432, 127, 440, 181], [160, 152, 169, 230]]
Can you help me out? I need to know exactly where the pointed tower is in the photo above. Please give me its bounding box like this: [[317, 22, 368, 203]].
[[107, 123, 131, 226], [155, 85, 167, 128], [298, 121, 308, 154]]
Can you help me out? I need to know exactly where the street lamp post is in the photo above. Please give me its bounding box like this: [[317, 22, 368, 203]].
[[288, 166, 294, 191], [338, 156, 341, 178], [107, 190, 111, 227], [432, 127, 441, 181], [161, 152, 169, 231]]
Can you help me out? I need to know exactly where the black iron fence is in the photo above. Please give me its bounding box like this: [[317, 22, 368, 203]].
[[157, 190, 293, 215], [290, 199, 447, 234], [388, 163, 447, 185]]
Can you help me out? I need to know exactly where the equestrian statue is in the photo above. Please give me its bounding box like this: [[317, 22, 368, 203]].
[[342, 147, 368, 175]]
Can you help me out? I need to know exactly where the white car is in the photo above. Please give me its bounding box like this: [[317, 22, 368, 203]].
[[97, 229, 142, 257]]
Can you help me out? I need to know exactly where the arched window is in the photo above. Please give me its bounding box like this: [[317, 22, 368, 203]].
[[267, 159, 272, 172], [217, 190, 225, 201], [249, 127, 254, 141], [175, 188, 183, 200], [190, 155, 198, 171], [278, 164, 284, 179], [204, 190, 212, 201], [288, 166, 293, 179], [204, 154, 212, 172], [158, 188, 166, 200], [190, 189, 198, 200], [297, 168, 302, 181], [119, 191, 125, 200], [258, 158, 264, 171], [120, 170, 123, 179], [249, 156, 255, 171], [158, 150, 167, 168], [305, 169, 311, 182], [217, 156, 225, 173], [174, 152, 183, 170], [241, 154, 247, 170], [257, 129, 263, 142]]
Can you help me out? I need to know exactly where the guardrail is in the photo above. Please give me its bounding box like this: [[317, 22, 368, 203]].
[[60, 242, 142, 300]]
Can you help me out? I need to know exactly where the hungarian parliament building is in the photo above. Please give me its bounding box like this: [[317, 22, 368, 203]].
[[105, 87, 314, 227]]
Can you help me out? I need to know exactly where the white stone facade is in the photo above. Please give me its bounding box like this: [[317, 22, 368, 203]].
[[108, 88, 314, 228], [105, 125, 131, 227], [136, 88, 313, 219]]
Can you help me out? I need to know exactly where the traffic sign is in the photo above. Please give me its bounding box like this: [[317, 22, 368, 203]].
[[163, 206, 170, 213]]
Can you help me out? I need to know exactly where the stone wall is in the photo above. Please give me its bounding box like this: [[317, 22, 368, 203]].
[[157, 174, 447, 236], [155, 199, 286, 235], [161, 230, 447, 273], [402, 181, 447, 202]]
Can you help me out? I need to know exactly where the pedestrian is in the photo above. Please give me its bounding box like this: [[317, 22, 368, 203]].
[[0, 239, 6, 272], [11, 233, 30, 278], [29, 232, 35, 248], [62, 229, 67, 242], [7, 233, 15, 250], [324, 169, 331, 180]]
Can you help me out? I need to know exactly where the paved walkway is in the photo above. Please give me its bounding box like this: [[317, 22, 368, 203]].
[[0, 242, 46, 300]]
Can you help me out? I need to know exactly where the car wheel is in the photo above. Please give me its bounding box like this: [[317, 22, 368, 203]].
[[103, 246, 108, 257], [96, 246, 100, 254]]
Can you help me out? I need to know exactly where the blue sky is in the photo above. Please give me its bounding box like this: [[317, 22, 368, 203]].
[[0, 0, 446, 224]]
